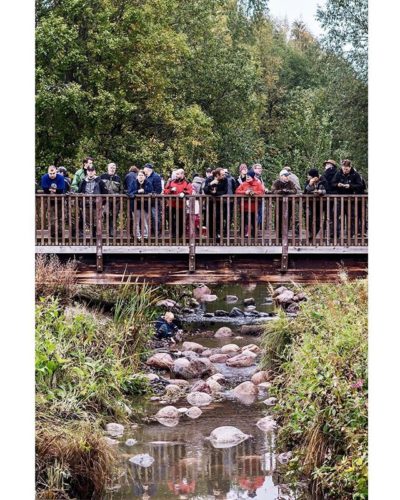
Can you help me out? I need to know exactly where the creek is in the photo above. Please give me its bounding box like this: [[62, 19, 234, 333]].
[[105, 284, 307, 500]]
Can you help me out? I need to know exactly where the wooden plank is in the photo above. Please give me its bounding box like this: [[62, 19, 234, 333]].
[[96, 196, 103, 272]]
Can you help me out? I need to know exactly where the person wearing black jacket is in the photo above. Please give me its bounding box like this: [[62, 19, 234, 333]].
[[319, 159, 338, 237], [331, 159, 362, 238], [129, 170, 152, 239], [100, 163, 123, 237], [78, 165, 108, 237], [143, 163, 162, 236], [304, 168, 328, 242], [203, 168, 228, 241]]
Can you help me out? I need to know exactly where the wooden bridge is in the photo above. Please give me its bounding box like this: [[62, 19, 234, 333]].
[[35, 193, 368, 283]]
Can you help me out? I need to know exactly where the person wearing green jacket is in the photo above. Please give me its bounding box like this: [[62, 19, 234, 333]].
[[71, 156, 93, 192]]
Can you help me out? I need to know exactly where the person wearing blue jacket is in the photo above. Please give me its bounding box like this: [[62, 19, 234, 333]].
[[143, 163, 162, 236], [41, 165, 65, 194]]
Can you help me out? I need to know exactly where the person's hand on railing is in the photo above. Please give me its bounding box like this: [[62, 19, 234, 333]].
[[179, 192, 185, 198]]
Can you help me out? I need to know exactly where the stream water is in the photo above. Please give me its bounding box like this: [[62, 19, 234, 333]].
[[105, 285, 306, 500]]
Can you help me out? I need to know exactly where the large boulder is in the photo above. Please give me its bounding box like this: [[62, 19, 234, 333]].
[[193, 285, 212, 301], [240, 350, 258, 359], [146, 353, 174, 370], [226, 353, 256, 367], [240, 325, 265, 336], [286, 302, 300, 314], [221, 344, 240, 354], [185, 406, 202, 419], [256, 416, 277, 432], [187, 391, 213, 407], [155, 406, 180, 427], [182, 341, 205, 353], [171, 357, 214, 380], [225, 295, 238, 303], [207, 426, 250, 449], [251, 371, 272, 385], [191, 380, 211, 394], [273, 286, 288, 297], [140, 373, 160, 383], [241, 344, 261, 354], [229, 307, 245, 318], [206, 379, 223, 394], [209, 353, 229, 363], [129, 454, 154, 467], [105, 423, 124, 437], [164, 385, 183, 402], [214, 327, 233, 338], [233, 381, 258, 398], [275, 290, 295, 305], [155, 406, 179, 420], [201, 349, 213, 357]]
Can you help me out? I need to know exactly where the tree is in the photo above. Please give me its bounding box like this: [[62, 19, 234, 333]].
[[317, 0, 368, 81]]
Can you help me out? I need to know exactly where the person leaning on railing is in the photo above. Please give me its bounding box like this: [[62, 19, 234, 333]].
[[77, 164, 108, 238], [203, 167, 228, 241], [271, 169, 297, 240], [100, 162, 123, 237], [303, 168, 327, 240], [143, 163, 162, 236], [70, 156, 94, 192], [163, 169, 193, 239], [128, 169, 152, 240], [41, 165, 66, 239], [235, 170, 265, 238], [331, 159, 363, 238]]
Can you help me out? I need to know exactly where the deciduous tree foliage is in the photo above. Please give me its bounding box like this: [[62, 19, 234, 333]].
[[36, 0, 367, 180]]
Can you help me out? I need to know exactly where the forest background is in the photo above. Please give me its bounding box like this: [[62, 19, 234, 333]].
[[35, 0, 368, 184]]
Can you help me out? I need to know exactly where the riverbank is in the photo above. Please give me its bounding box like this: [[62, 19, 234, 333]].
[[262, 277, 368, 499]]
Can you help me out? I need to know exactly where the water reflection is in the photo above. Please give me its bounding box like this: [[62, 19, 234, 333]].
[[105, 401, 297, 499]]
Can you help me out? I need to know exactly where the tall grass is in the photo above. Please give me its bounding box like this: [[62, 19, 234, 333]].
[[35, 255, 78, 301], [36, 420, 116, 499], [261, 278, 368, 499]]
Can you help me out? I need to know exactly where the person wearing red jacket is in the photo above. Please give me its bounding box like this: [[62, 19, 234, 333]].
[[235, 170, 265, 237], [163, 168, 193, 238]]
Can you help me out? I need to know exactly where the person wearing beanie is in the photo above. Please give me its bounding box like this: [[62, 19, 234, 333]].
[[235, 170, 265, 238]]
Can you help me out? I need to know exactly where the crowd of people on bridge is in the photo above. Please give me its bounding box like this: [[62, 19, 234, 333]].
[[39, 157, 367, 240]]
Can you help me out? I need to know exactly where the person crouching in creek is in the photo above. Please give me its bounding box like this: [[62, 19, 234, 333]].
[[155, 312, 182, 344]]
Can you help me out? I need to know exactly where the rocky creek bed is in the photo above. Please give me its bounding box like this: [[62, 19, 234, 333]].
[[103, 284, 309, 499]]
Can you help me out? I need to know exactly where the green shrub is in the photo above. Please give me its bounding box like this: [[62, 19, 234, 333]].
[[263, 278, 367, 499], [35, 285, 160, 422]]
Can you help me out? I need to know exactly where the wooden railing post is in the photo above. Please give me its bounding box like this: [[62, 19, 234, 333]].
[[188, 196, 196, 273], [96, 195, 103, 272], [280, 196, 289, 272]]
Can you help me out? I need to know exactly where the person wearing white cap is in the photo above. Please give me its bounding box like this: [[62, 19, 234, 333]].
[[271, 170, 297, 241]]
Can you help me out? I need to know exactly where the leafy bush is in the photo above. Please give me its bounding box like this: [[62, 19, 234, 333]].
[[36, 284, 160, 422], [263, 278, 368, 499]]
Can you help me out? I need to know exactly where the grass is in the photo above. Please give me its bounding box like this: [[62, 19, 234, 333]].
[[36, 420, 116, 499], [35, 255, 78, 301], [36, 281, 163, 498], [261, 276, 368, 499]]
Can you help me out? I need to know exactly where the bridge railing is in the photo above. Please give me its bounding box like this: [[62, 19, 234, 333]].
[[35, 193, 368, 249]]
